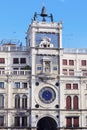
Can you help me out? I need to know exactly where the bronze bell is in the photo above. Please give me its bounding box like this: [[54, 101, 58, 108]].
[[40, 6, 48, 17]]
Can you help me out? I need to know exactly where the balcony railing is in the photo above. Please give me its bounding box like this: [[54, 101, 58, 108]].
[[0, 46, 28, 52], [62, 71, 87, 77], [0, 70, 31, 76], [12, 70, 31, 75], [64, 48, 87, 54]]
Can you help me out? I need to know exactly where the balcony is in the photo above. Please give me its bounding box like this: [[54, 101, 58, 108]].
[[62, 70, 87, 77], [64, 48, 87, 54], [0, 70, 31, 76], [12, 70, 31, 75], [0, 46, 28, 52]]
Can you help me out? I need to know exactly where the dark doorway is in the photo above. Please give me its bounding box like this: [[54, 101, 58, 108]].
[[37, 116, 57, 130]]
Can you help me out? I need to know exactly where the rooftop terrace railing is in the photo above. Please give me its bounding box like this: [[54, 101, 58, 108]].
[[0, 46, 28, 52], [64, 48, 87, 54]]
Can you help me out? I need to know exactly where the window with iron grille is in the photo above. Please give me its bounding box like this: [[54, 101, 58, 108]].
[[0, 82, 4, 88]]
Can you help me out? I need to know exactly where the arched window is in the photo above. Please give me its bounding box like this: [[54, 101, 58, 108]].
[[15, 95, 20, 108], [73, 96, 78, 109], [22, 95, 27, 109], [0, 95, 4, 108], [66, 96, 71, 109]]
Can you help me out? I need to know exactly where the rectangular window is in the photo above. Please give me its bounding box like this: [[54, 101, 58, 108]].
[[66, 84, 71, 89], [13, 68, 19, 70], [63, 59, 67, 65], [69, 69, 74, 76], [66, 117, 72, 127], [0, 58, 5, 64], [85, 95, 87, 108], [0, 116, 4, 126], [22, 116, 27, 126], [73, 117, 79, 127], [0, 82, 4, 88], [22, 83, 27, 88], [20, 58, 26, 64], [15, 95, 20, 108], [0, 68, 5, 75], [82, 70, 87, 76], [13, 58, 19, 64], [15, 117, 20, 126], [15, 82, 20, 88], [69, 60, 74, 65], [0, 95, 4, 108], [81, 60, 86, 66], [86, 117, 87, 126], [37, 66, 42, 70], [20, 68, 25, 70], [73, 84, 78, 89], [63, 69, 67, 75], [53, 66, 57, 70]]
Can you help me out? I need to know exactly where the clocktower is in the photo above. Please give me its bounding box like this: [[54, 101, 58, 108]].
[[26, 6, 63, 130]]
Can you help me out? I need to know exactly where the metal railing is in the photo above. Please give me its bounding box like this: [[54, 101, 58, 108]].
[[64, 48, 87, 54]]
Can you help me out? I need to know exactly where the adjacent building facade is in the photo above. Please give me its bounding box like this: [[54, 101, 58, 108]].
[[0, 6, 87, 130]]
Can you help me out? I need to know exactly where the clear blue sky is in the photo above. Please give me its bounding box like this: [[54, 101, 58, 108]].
[[0, 0, 87, 48]]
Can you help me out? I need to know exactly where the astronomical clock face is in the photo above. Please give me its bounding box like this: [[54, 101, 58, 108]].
[[39, 87, 56, 104], [36, 32, 58, 47]]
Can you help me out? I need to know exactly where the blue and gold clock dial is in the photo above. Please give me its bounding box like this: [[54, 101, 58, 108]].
[[39, 87, 56, 104]]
